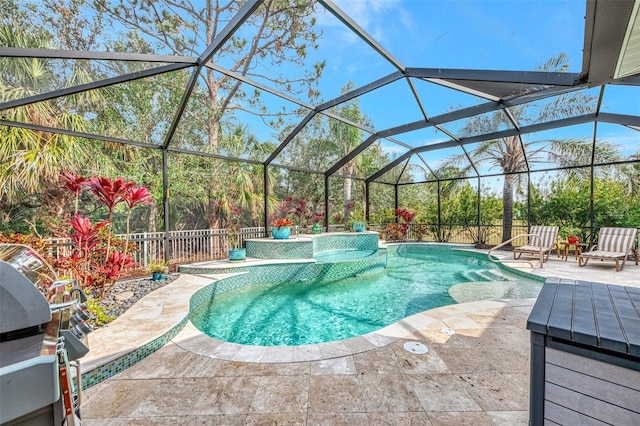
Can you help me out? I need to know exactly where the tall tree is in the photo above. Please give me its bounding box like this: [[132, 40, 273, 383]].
[[90, 0, 324, 228], [0, 24, 98, 233], [328, 82, 373, 223], [448, 53, 603, 243]]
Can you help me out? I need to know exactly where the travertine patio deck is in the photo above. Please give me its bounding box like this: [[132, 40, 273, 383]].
[[81, 250, 639, 425]]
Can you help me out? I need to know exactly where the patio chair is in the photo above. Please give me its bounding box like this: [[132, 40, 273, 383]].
[[578, 227, 638, 272], [513, 226, 559, 263]]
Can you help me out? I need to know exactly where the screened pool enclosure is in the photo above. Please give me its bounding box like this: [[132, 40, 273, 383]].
[[1, 0, 639, 263]]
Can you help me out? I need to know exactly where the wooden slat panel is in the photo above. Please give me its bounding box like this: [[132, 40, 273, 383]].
[[626, 287, 640, 308], [544, 399, 608, 426], [572, 282, 598, 346], [548, 283, 574, 340], [546, 348, 640, 392], [527, 279, 559, 333], [591, 284, 628, 353], [545, 382, 639, 425], [546, 363, 640, 411], [608, 285, 640, 356]]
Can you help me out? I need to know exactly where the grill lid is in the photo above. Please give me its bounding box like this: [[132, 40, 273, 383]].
[[0, 244, 55, 334]]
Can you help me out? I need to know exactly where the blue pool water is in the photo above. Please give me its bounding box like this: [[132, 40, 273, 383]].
[[190, 249, 541, 346]]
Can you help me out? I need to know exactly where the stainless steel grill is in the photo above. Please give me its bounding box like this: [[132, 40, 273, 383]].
[[0, 244, 92, 425]]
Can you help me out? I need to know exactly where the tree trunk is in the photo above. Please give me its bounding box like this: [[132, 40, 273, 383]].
[[502, 175, 514, 243], [207, 196, 221, 230], [343, 161, 354, 223], [149, 203, 157, 233]]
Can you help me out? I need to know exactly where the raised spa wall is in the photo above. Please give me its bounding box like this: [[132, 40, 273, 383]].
[[185, 232, 387, 314], [245, 231, 379, 259]]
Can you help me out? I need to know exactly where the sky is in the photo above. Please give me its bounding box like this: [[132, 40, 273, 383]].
[[305, 0, 639, 174]]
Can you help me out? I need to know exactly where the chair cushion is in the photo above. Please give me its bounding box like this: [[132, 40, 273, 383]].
[[528, 226, 559, 249], [515, 245, 549, 253], [597, 227, 637, 253], [579, 251, 627, 259]]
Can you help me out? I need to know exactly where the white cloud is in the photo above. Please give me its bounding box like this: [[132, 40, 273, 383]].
[[326, 0, 410, 44]]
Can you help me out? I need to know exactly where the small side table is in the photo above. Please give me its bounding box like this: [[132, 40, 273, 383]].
[[561, 241, 587, 261]]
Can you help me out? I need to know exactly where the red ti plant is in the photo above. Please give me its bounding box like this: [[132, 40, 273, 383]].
[[312, 212, 325, 224], [59, 171, 88, 214], [62, 213, 111, 293], [124, 186, 153, 232], [68, 213, 108, 253], [292, 199, 309, 226], [88, 177, 134, 220], [274, 198, 294, 219], [395, 208, 416, 223], [121, 185, 153, 266], [87, 176, 134, 260], [97, 251, 137, 284], [383, 208, 417, 241], [57, 173, 149, 298]]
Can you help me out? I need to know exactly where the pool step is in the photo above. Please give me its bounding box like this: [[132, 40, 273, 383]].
[[458, 269, 507, 282]]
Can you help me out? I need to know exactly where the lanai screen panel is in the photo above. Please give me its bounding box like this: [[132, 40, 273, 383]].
[[210, 1, 398, 106], [405, 155, 437, 182], [418, 145, 475, 181], [409, 78, 492, 119], [600, 84, 640, 115], [167, 151, 265, 230], [272, 169, 325, 217], [368, 181, 396, 223], [392, 126, 451, 150], [523, 123, 597, 172], [342, 139, 409, 180], [0, 57, 174, 99], [326, 174, 367, 225], [326, 78, 425, 131], [2, 69, 188, 146], [439, 110, 514, 141], [94, 1, 229, 56], [272, 113, 373, 172], [505, 87, 601, 127], [594, 123, 640, 159], [371, 160, 409, 185], [169, 69, 307, 161]]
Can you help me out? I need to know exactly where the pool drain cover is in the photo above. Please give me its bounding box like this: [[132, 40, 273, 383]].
[[403, 341, 428, 355]]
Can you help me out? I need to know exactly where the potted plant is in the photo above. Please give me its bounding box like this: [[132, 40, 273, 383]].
[[349, 209, 366, 232], [271, 218, 293, 239], [226, 205, 246, 261], [147, 262, 168, 281], [560, 226, 581, 244], [227, 225, 246, 262], [350, 221, 366, 232], [311, 213, 325, 234]]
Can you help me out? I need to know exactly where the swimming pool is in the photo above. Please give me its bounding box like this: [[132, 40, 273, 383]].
[[190, 246, 543, 346]]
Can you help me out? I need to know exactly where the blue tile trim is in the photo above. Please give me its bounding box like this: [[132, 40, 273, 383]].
[[80, 317, 188, 390]]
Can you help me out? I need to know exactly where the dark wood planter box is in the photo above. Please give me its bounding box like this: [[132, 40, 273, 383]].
[[526, 278, 640, 425]]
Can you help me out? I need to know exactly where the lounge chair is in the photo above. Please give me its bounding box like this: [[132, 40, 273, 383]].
[[578, 227, 638, 272], [513, 226, 559, 263]]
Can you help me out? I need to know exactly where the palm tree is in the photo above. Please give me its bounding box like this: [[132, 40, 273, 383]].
[[448, 53, 610, 243], [328, 82, 373, 223], [0, 25, 92, 224]]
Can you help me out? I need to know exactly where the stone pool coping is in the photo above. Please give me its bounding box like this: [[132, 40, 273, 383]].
[[81, 246, 640, 387]]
